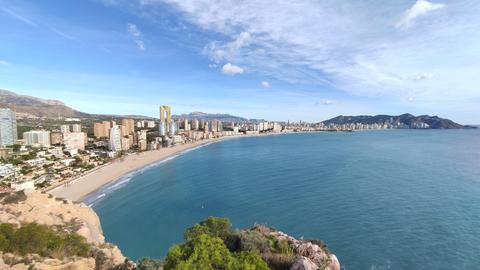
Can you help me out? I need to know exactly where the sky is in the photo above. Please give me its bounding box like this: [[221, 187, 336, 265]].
[[0, 0, 479, 123]]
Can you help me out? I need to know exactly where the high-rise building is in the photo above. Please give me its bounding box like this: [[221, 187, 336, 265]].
[[60, 125, 70, 133], [122, 119, 135, 135], [63, 132, 85, 150], [159, 105, 172, 137], [50, 131, 63, 145], [23, 130, 51, 147], [108, 126, 122, 152], [193, 119, 199, 130], [184, 119, 190, 131], [0, 108, 17, 147], [94, 121, 111, 138], [71, 124, 81, 133]]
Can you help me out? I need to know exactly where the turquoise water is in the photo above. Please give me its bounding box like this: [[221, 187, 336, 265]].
[[90, 130, 480, 270]]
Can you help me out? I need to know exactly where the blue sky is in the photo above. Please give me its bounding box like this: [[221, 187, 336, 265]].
[[0, 0, 479, 123]]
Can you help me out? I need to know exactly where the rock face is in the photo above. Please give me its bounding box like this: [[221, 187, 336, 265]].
[[0, 190, 129, 270], [244, 225, 341, 270]]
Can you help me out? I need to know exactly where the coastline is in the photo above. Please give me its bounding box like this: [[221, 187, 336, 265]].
[[48, 138, 222, 202], [47, 133, 284, 202]]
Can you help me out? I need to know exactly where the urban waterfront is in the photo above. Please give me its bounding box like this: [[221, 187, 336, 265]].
[[92, 129, 480, 270]]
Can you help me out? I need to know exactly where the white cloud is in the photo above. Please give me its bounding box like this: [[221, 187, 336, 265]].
[[396, 0, 446, 29], [260, 81, 270, 88], [413, 73, 434, 81], [222, 63, 244, 75], [0, 60, 10, 67], [316, 99, 337, 106], [208, 63, 218, 68], [127, 23, 145, 50], [113, 0, 480, 111]]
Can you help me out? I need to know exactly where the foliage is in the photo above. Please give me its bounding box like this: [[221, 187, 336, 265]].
[[165, 217, 269, 270], [1, 191, 27, 204], [0, 223, 90, 258], [184, 216, 232, 241]]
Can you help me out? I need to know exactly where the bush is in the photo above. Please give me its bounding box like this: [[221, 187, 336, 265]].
[[1, 191, 27, 204], [0, 222, 90, 258], [184, 216, 232, 241], [165, 217, 269, 270]]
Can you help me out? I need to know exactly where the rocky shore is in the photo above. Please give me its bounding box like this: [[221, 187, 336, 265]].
[[0, 190, 340, 270]]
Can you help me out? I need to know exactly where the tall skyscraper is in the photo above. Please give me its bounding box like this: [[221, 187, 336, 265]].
[[121, 119, 135, 135], [159, 105, 172, 137], [94, 121, 112, 138], [108, 126, 122, 152], [0, 108, 17, 147]]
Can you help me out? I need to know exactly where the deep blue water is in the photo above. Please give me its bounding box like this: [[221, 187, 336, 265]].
[[90, 130, 480, 270]]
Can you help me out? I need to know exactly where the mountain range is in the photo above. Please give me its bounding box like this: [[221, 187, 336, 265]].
[[322, 114, 471, 129], [0, 89, 472, 128]]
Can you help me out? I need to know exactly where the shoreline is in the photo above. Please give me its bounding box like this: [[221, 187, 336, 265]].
[[48, 137, 224, 202], [47, 133, 284, 202]]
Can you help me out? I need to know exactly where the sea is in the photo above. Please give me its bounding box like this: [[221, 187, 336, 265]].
[[88, 129, 480, 270]]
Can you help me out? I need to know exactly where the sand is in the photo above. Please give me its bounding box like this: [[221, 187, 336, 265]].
[[48, 139, 220, 202]]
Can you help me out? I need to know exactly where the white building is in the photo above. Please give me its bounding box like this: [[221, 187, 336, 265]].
[[0, 108, 17, 147], [25, 158, 47, 167], [60, 125, 70, 133], [63, 132, 85, 150], [0, 163, 15, 177], [11, 180, 35, 191], [108, 126, 122, 152], [71, 124, 82, 133], [23, 130, 51, 147], [146, 121, 155, 128]]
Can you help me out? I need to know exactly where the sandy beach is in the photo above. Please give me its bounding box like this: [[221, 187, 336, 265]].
[[48, 138, 220, 202]]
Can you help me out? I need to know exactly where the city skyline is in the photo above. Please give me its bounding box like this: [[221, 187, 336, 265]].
[[1, 0, 479, 124]]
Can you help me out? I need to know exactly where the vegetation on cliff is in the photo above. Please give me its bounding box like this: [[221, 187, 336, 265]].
[[163, 217, 269, 270], [0, 222, 90, 258]]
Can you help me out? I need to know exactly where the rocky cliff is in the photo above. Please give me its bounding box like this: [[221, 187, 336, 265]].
[[0, 190, 340, 270], [0, 190, 129, 270]]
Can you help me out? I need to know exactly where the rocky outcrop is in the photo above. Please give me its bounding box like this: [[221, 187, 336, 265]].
[[0, 190, 130, 270], [241, 225, 340, 270]]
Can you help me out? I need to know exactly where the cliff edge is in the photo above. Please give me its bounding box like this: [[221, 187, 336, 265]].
[[0, 190, 128, 270]]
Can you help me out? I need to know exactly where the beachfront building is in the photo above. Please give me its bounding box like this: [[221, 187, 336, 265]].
[[159, 105, 172, 137], [121, 119, 135, 135], [94, 121, 112, 138], [0, 108, 17, 147], [23, 130, 51, 147], [108, 126, 122, 152]]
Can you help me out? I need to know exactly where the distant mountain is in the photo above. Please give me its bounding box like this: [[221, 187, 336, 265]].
[[173, 111, 255, 122], [322, 113, 467, 129], [0, 89, 89, 119]]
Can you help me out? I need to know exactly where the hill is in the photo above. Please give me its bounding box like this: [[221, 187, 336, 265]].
[[322, 113, 466, 129], [0, 89, 89, 119], [173, 111, 260, 122]]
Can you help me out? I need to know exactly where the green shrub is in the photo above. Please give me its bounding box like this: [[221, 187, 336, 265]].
[[165, 217, 269, 270], [1, 191, 27, 204], [0, 222, 90, 258], [184, 216, 232, 241]]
